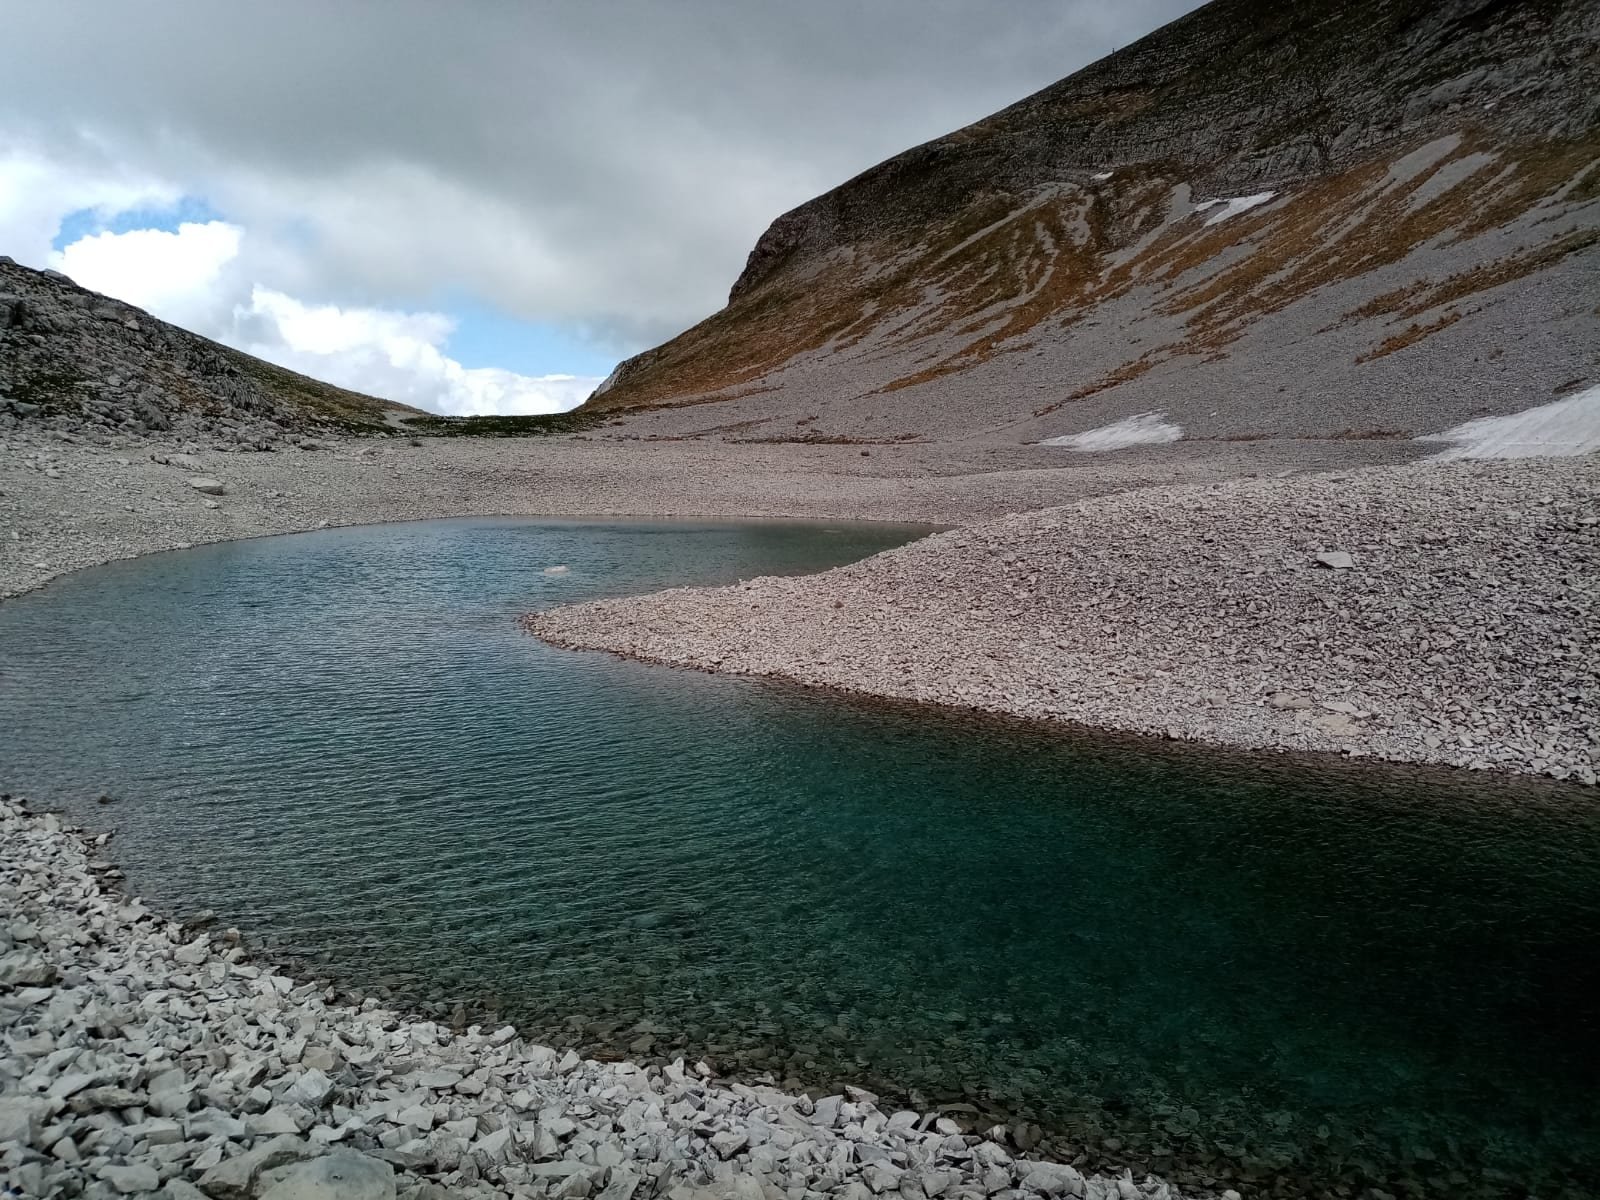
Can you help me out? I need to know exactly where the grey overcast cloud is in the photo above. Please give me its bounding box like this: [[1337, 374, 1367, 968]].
[[1, 1, 1200, 413]]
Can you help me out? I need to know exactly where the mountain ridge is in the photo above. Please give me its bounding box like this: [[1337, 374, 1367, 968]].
[[723, 0, 1592, 303], [587, 0, 1600, 449]]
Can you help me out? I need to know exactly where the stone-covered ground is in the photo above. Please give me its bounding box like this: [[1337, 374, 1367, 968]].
[[0, 797, 1199, 1200], [531, 457, 1599, 783], [0, 421, 1416, 602]]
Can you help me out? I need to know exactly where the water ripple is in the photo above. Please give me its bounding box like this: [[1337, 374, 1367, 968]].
[[2, 517, 1598, 1199]]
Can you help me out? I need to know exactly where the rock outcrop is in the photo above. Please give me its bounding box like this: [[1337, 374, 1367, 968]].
[[588, 0, 1599, 447], [0, 259, 420, 446]]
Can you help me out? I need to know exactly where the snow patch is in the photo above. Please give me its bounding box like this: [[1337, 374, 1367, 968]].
[[1091, 171, 1114, 182], [1421, 385, 1600, 460], [1040, 412, 1184, 451], [1194, 192, 1278, 226]]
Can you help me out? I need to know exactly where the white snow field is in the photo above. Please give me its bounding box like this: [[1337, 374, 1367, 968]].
[[1040, 411, 1185, 451], [1422, 384, 1600, 459]]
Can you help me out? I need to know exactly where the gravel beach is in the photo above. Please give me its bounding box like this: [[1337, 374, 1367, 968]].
[[530, 456, 1599, 783], [0, 427, 1422, 601], [1, 796, 1202, 1200]]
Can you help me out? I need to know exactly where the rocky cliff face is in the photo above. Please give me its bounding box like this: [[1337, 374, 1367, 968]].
[[589, 0, 1600, 446], [0, 259, 417, 446]]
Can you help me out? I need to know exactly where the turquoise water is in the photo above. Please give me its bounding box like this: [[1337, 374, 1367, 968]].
[[1, 518, 1596, 1199]]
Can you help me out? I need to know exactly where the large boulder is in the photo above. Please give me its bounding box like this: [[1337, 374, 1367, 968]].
[[198, 1135, 322, 1200]]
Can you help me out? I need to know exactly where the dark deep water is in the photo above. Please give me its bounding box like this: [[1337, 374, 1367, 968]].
[[1, 518, 1596, 1199]]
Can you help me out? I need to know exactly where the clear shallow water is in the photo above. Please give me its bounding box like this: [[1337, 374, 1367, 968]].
[[2, 518, 1597, 1199]]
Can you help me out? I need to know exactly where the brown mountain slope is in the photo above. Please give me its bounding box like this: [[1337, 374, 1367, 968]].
[[587, 0, 1600, 446]]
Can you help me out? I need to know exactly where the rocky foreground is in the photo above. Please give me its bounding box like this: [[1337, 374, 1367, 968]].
[[531, 457, 1599, 783], [0, 798, 1200, 1200]]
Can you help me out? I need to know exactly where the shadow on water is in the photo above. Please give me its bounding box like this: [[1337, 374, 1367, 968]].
[[1, 517, 1595, 1199]]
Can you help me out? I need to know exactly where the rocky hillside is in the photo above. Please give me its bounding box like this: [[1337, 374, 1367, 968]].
[[589, 0, 1600, 446], [0, 258, 421, 446]]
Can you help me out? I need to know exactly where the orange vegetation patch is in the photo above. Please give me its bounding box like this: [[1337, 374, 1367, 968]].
[[591, 125, 1600, 413], [1032, 353, 1166, 417], [1350, 227, 1600, 325], [1355, 311, 1465, 363]]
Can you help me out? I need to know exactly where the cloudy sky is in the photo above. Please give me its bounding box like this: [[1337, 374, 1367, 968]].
[[1, 1, 1198, 415]]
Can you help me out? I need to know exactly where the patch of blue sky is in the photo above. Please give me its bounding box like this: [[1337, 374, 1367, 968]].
[[439, 297, 620, 378], [52, 196, 226, 250], [46, 199, 623, 382]]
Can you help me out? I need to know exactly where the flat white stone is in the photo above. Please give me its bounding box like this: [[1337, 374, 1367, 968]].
[[258, 1151, 396, 1200]]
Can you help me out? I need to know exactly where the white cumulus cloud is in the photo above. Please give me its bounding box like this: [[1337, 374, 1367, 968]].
[[237, 288, 599, 416], [51, 220, 243, 331], [0, 148, 179, 266], [28, 207, 599, 416]]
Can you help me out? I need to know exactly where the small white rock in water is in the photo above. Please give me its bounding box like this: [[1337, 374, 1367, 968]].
[[543, 564, 571, 576], [189, 476, 227, 496]]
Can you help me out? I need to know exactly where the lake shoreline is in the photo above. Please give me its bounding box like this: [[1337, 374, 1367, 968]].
[[529, 456, 1598, 785], [6, 431, 1594, 782], [3, 793, 1212, 1200], [1, 429, 1425, 602], [4, 431, 1594, 1200]]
